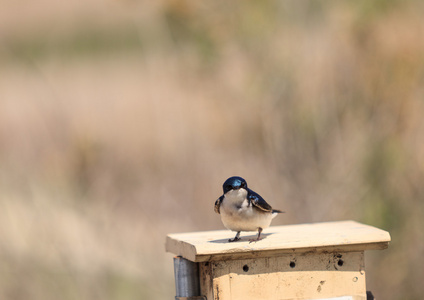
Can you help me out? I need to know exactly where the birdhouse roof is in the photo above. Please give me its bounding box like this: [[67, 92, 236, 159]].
[[166, 220, 391, 262]]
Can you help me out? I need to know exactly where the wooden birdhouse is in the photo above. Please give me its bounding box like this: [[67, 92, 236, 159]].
[[166, 220, 390, 300]]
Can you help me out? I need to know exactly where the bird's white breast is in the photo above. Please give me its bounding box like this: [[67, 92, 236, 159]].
[[220, 189, 273, 232]]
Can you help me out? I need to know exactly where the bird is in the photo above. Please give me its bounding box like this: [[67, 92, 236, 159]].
[[214, 176, 284, 242]]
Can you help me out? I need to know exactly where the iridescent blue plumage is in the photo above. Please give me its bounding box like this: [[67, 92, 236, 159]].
[[247, 188, 273, 212], [222, 176, 247, 194]]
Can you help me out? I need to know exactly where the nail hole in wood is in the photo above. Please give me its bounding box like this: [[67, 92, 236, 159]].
[[243, 265, 249, 272]]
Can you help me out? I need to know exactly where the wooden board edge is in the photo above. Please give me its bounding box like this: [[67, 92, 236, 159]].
[[192, 241, 390, 262], [165, 235, 198, 262]]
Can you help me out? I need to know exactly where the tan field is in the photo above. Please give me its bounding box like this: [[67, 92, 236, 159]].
[[1, 1, 424, 299]]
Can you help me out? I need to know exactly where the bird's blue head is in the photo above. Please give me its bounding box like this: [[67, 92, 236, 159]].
[[222, 176, 247, 194]]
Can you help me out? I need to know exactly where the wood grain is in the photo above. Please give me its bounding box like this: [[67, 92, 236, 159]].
[[166, 220, 391, 262]]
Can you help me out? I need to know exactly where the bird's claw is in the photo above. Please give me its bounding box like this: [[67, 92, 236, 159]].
[[249, 238, 262, 243]]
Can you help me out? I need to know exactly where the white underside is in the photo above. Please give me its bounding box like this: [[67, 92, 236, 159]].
[[220, 189, 276, 232]]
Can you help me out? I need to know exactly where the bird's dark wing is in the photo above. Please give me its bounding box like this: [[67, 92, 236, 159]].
[[214, 195, 224, 214], [247, 188, 273, 212]]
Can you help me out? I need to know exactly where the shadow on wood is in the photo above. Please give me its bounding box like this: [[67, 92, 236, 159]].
[[208, 233, 273, 244]]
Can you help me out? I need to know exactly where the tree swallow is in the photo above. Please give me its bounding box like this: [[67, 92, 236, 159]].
[[214, 176, 284, 242]]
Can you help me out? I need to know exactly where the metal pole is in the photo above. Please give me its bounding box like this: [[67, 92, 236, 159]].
[[173, 256, 202, 299]]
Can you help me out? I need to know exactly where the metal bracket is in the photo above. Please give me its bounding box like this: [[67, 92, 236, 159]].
[[173, 256, 205, 300]]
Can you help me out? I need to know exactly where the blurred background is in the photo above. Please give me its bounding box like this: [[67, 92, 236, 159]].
[[0, 0, 423, 299]]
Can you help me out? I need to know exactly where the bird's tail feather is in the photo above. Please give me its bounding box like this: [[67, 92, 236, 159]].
[[271, 209, 285, 218]]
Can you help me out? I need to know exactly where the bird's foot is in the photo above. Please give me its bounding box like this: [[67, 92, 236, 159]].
[[249, 237, 262, 243], [249, 228, 263, 243], [228, 237, 241, 242]]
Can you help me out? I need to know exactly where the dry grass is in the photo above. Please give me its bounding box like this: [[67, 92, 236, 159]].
[[1, 1, 424, 299]]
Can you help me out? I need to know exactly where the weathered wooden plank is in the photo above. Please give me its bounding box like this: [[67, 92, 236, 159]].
[[206, 252, 366, 300], [166, 221, 390, 262]]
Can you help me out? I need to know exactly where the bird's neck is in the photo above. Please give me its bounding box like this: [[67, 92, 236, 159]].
[[224, 189, 248, 205]]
